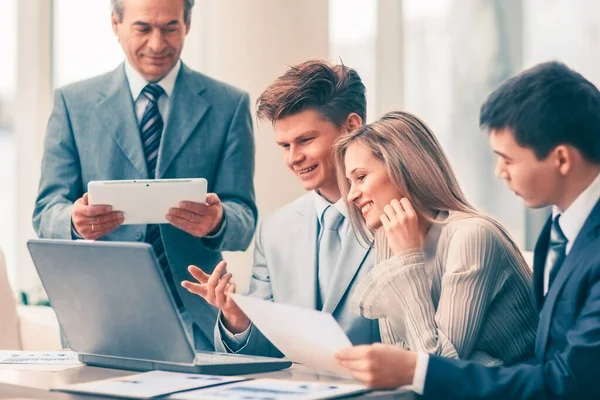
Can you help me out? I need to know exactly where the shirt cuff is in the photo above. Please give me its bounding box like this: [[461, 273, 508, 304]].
[[411, 352, 429, 395], [218, 315, 251, 352], [204, 210, 227, 239], [71, 219, 84, 239]]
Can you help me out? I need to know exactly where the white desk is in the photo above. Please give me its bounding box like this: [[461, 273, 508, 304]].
[[0, 363, 415, 399]]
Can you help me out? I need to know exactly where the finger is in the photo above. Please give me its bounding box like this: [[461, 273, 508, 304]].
[[168, 207, 200, 222], [383, 204, 398, 222], [167, 214, 205, 235], [188, 265, 210, 284], [205, 193, 220, 206], [399, 198, 416, 217], [224, 282, 238, 309], [338, 358, 372, 373], [81, 204, 114, 218], [177, 202, 213, 217], [335, 345, 372, 361], [91, 211, 125, 225], [207, 262, 227, 289], [390, 199, 405, 216], [181, 280, 208, 298], [214, 273, 233, 307], [82, 193, 89, 206]]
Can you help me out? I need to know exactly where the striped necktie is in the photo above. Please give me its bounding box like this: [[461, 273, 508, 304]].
[[140, 84, 183, 309]]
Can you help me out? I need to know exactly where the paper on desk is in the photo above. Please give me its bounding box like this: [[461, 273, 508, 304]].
[[55, 371, 246, 399], [0, 351, 80, 365], [169, 378, 368, 400], [231, 294, 353, 377]]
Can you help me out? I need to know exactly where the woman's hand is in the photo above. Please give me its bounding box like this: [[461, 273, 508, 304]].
[[181, 261, 250, 333], [335, 343, 417, 389], [380, 198, 421, 255]]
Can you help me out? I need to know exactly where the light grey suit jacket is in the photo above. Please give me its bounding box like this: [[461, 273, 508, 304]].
[[33, 62, 257, 350], [214, 193, 381, 357]]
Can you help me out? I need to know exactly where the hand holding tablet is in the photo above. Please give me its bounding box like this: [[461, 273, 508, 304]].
[[86, 179, 213, 237]]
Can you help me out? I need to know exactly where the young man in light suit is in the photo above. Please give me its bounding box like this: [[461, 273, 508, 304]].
[[33, 0, 256, 350], [183, 60, 381, 356], [335, 61, 600, 399]]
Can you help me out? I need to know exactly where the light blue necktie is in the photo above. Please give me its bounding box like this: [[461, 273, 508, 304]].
[[317, 205, 344, 309]]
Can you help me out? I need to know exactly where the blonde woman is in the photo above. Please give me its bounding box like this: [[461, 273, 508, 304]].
[[334, 111, 536, 367]]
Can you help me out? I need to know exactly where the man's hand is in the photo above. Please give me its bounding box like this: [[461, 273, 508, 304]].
[[167, 193, 224, 237], [335, 344, 417, 389], [72, 193, 124, 240], [181, 261, 251, 333]]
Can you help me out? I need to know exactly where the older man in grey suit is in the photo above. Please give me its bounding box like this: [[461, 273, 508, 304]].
[[32, 0, 256, 351], [183, 60, 380, 356]]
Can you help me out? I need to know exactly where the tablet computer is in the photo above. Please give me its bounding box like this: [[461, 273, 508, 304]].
[[88, 178, 207, 225]]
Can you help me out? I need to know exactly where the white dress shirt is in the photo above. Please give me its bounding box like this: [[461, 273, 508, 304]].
[[124, 59, 181, 124], [413, 171, 600, 395], [545, 171, 600, 294]]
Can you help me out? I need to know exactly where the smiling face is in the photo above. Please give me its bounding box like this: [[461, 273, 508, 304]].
[[112, 0, 189, 82], [489, 128, 562, 209], [344, 142, 403, 230], [274, 109, 345, 202]]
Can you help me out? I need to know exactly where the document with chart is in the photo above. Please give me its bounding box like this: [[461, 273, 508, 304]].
[[55, 371, 246, 399], [169, 378, 369, 400]]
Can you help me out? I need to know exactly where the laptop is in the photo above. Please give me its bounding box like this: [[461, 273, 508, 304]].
[[26, 239, 292, 375]]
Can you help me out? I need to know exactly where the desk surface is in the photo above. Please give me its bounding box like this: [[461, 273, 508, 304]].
[[0, 363, 414, 399]]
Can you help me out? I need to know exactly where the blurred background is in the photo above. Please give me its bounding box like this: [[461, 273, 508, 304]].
[[1, 0, 599, 301]]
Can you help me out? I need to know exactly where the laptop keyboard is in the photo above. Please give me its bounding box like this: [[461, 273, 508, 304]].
[[194, 352, 285, 364]]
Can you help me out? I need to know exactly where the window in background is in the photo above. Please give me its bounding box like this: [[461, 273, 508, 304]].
[[329, 0, 377, 122], [0, 0, 17, 287], [403, 0, 526, 247], [524, 0, 600, 85], [53, 0, 123, 88]]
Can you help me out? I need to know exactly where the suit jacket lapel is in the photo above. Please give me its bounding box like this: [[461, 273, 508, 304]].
[[322, 228, 371, 314], [96, 64, 148, 177], [533, 217, 552, 311], [157, 63, 210, 178], [291, 199, 318, 309], [535, 199, 600, 358]]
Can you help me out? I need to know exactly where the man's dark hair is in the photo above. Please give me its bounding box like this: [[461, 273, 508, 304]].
[[480, 61, 600, 163], [256, 60, 366, 126]]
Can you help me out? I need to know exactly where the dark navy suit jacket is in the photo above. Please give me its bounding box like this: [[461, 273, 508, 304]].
[[423, 199, 600, 399]]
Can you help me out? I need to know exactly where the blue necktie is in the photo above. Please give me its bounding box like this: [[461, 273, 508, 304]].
[[317, 205, 344, 309], [140, 84, 183, 309], [545, 215, 568, 295]]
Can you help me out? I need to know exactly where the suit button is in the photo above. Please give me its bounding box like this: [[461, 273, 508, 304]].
[[135, 231, 144, 241]]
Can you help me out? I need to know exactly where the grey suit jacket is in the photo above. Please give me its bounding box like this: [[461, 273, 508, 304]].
[[33, 62, 257, 350], [214, 193, 381, 356]]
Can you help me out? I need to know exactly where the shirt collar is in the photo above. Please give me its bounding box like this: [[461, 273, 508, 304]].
[[552, 172, 600, 244], [313, 191, 347, 223], [124, 59, 181, 101]]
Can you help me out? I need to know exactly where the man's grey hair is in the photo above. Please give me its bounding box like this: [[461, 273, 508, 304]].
[[111, 0, 195, 25]]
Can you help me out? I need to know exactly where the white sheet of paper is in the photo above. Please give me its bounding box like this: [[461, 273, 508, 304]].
[[231, 294, 353, 377], [55, 371, 245, 399], [169, 378, 368, 400], [0, 351, 80, 365]]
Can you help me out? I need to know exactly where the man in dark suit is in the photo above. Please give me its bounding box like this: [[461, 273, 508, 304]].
[[33, 0, 256, 350], [335, 61, 600, 399]]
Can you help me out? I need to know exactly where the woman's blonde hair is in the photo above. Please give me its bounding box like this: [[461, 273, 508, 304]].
[[334, 111, 516, 248]]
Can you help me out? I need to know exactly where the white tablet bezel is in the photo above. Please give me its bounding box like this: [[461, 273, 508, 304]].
[[87, 178, 207, 225]]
